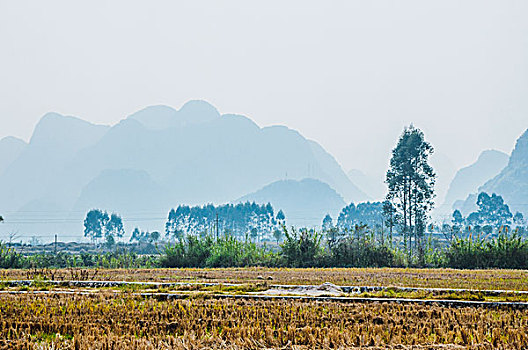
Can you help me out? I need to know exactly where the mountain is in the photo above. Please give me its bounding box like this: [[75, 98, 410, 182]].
[[0, 113, 109, 213], [430, 152, 457, 207], [0, 136, 27, 176], [236, 178, 346, 227], [0, 101, 363, 240], [469, 130, 528, 216], [442, 150, 509, 215], [127, 101, 220, 130], [347, 169, 384, 201]]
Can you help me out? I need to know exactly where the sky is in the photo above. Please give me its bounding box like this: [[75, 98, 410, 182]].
[[1, 0, 527, 193]]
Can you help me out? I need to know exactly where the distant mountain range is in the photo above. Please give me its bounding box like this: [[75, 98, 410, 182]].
[[452, 130, 528, 217], [458, 129, 528, 216], [237, 178, 346, 228], [347, 169, 384, 201], [0, 101, 366, 240], [0, 136, 27, 176], [2, 100, 526, 239], [442, 150, 509, 215]]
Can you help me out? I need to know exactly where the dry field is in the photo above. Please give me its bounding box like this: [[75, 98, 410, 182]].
[[2, 267, 528, 291], [1, 268, 528, 349], [0, 293, 527, 349]]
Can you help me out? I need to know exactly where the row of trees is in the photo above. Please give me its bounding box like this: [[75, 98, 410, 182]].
[[83, 209, 124, 245], [452, 192, 525, 227], [165, 202, 285, 241]]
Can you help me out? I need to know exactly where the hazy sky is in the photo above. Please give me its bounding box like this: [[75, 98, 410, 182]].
[[1, 0, 527, 185]]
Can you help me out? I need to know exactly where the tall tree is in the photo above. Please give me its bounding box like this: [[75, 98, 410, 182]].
[[382, 201, 397, 247], [322, 214, 334, 231], [83, 209, 110, 244], [84, 210, 124, 246], [106, 213, 125, 243], [452, 209, 464, 226], [385, 125, 436, 259]]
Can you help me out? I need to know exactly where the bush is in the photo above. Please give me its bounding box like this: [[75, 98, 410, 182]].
[[159, 233, 273, 268], [280, 227, 323, 267], [445, 233, 528, 269], [0, 242, 23, 268], [328, 236, 394, 267]]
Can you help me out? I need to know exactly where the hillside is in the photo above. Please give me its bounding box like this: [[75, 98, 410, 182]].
[[442, 150, 508, 213], [473, 129, 528, 216], [236, 178, 346, 228], [347, 169, 384, 201], [0, 136, 26, 176]]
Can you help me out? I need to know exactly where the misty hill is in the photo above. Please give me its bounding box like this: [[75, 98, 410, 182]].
[[467, 129, 528, 216], [430, 152, 457, 206], [0, 113, 109, 213], [347, 169, 384, 201], [0, 101, 365, 240], [0, 136, 26, 176], [236, 178, 346, 227], [443, 150, 508, 212]]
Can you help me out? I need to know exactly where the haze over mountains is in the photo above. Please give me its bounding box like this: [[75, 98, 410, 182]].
[[0, 136, 27, 176], [1, 99, 526, 241], [443, 150, 509, 216], [456, 129, 528, 217], [0, 100, 367, 240], [237, 178, 346, 228]]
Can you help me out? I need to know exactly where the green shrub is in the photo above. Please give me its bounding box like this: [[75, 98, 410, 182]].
[[445, 233, 528, 269], [280, 227, 323, 267]]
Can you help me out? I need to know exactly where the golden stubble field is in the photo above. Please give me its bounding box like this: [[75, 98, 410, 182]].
[[0, 267, 527, 349], [3, 267, 528, 290], [0, 293, 527, 349]]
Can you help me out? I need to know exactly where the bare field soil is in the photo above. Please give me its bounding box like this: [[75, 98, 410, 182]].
[[0, 293, 527, 349], [2, 267, 528, 291]]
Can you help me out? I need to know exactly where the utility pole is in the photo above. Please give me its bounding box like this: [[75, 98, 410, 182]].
[[54, 234, 57, 254]]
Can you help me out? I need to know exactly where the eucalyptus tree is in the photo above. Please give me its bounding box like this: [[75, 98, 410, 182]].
[[84, 209, 124, 246], [385, 125, 436, 259], [322, 214, 334, 232]]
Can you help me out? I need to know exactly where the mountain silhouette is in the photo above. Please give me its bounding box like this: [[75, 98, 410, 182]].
[[442, 150, 508, 214], [236, 178, 346, 228], [0, 101, 365, 240]]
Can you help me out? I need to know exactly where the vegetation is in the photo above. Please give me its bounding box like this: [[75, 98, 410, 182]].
[[445, 232, 528, 269], [2, 125, 526, 270], [386, 125, 436, 263], [160, 233, 274, 268], [0, 243, 156, 269], [453, 192, 526, 230], [0, 293, 526, 349], [165, 202, 283, 241], [3, 220, 528, 270], [83, 209, 125, 245]]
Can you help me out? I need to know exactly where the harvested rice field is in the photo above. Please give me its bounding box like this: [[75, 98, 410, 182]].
[[0, 293, 527, 349], [1, 268, 527, 349], [2, 267, 528, 290]]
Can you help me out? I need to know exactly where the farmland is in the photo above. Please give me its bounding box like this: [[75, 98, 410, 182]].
[[2, 267, 528, 291], [0, 293, 527, 349], [0, 268, 527, 349]]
